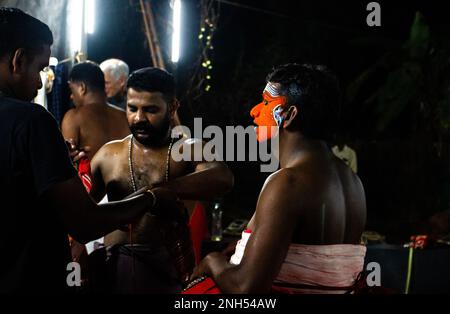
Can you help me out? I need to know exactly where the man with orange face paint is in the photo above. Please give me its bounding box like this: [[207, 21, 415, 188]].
[[192, 64, 368, 294], [250, 82, 287, 142]]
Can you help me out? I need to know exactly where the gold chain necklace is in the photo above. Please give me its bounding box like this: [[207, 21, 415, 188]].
[[128, 135, 174, 192]]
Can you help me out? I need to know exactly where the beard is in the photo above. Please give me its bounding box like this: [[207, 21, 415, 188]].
[[130, 113, 171, 147]]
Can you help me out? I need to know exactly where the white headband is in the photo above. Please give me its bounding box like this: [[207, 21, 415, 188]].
[[264, 82, 281, 97]]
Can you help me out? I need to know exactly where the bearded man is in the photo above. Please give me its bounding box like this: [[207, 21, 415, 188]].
[[89, 67, 234, 293]]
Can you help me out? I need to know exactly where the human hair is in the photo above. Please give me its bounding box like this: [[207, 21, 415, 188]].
[[266, 63, 341, 141], [127, 67, 175, 104], [100, 58, 130, 81], [0, 7, 53, 61], [69, 61, 105, 93]]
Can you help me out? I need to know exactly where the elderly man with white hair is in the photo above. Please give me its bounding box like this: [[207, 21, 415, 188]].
[[100, 58, 129, 110]]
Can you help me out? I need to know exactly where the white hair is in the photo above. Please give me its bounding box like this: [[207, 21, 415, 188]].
[[100, 58, 130, 82]]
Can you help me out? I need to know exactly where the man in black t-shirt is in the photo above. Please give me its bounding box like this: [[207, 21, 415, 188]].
[[0, 8, 183, 294]]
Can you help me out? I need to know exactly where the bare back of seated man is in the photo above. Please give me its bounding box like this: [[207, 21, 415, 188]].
[[247, 146, 365, 245], [62, 61, 130, 160]]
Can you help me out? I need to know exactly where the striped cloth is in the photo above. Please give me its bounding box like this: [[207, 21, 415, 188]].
[[273, 244, 367, 294], [78, 157, 92, 192]]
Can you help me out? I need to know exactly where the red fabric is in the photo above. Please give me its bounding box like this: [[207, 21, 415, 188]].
[[271, 285, 294, 294], [182, 277, 222, 294], [78, 158, 92, 193], [182, 281, 293, 294], [188, 202, 209, 265]]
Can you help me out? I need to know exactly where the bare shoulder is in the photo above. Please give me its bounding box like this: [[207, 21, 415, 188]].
[[262, 168, 303, 194], [258, 168, 305, 214], [252, 168, 304, 234], [100, 136, 129, 156], [62, 107, 79, 124], [71, 105, 100, 122], [92, 136, 130, 164], [61, 108, 81, 138]]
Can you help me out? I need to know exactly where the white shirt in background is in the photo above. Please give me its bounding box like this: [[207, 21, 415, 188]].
[[332, 145, 358, 173]]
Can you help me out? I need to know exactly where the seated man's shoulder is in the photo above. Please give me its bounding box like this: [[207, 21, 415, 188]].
[[261, 170, 295, 201], [265, 167, 304, 189], [261, 168, 312, 208], [255, 169, 306, 220]]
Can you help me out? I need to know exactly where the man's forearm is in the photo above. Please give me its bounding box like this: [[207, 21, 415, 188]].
[[203, 253, 246, 294], [73, 192, 152, 244], [47, 177, 153, 244], [164, 166, 233, 200]]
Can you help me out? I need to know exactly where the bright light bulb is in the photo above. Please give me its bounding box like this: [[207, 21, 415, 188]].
[[85, 0, 95, 34], [69, 0, 83, 53], [171, 0, 182, 63]]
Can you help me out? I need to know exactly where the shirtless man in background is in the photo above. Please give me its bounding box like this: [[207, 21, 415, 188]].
[[61, 61, 130, 263], [62, 61, 130, 162]]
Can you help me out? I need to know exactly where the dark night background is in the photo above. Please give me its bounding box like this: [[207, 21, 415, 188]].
[[5, 0, 450, 243]]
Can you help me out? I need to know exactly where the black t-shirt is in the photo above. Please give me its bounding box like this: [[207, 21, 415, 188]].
[[0, 96, 77, 294]]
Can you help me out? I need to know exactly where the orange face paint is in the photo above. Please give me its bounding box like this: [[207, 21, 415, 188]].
[[250, 82, 287, 142]]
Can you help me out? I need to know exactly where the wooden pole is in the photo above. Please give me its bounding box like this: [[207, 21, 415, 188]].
[[139, 0, 158, 67], [145, 1, 166, 70]]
